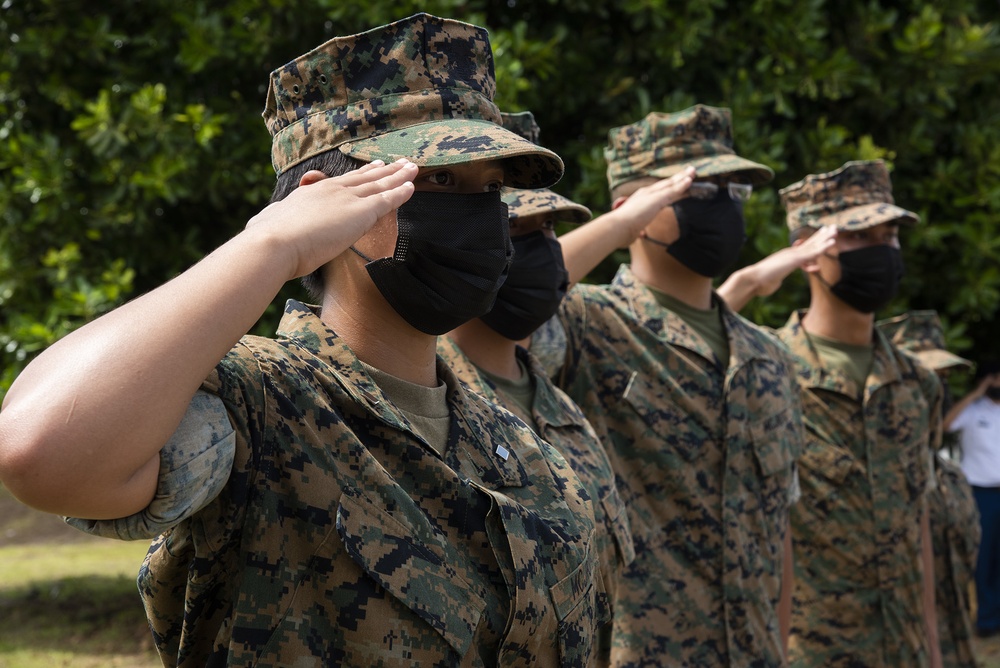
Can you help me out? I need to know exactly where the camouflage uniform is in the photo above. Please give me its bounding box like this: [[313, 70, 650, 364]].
[[777, 313, 941, 667], [533, 107, 800, 666], [438, 337, 635, 625], [929, 455, 981, 668], [137, 301, 603, 666], [778, 162, 940, 667], [877, 311, 980, 668], [73, 14, 612, 667], [499, 111, 592, 225], [551, 265, 803, 667]]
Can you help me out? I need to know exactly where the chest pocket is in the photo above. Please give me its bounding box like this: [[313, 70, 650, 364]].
[[601, 483, 635, 568], [749, 407, 798, 519], [622, 371, 715, 464], [899, 445, 932, 504], [797, 431, 857, 501], [335, 489, 487, 658], [550, 532, 599, 668]]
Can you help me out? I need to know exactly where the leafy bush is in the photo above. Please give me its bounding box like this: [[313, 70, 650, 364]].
[[2, 0, 998, 397]]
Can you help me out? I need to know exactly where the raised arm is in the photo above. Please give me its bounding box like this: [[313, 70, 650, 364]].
[[943, 372, 996, 431], [718, 226, 837, 312], [0, 160, 416, 519], [559, 168, 694, 284]]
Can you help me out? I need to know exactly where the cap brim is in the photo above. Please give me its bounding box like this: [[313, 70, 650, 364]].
[[814, 202, 919, 231], [501, 188, 592, 224], [647, 154, 775, 186], [338, 119, 564, 189], [915, 349, 973, 371]]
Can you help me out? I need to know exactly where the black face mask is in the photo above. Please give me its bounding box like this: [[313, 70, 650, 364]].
[[646, 190, 746, 277], [354, 190, 512, 335], [480, 231, 569, 341], [828, 245, 904, 314]]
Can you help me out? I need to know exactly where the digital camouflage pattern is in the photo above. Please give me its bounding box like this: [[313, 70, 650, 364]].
[[438, 337, 635, 663], [875, 310, 980, 667], [263, 13, 563, 188], [552, 265, 803, 667], [501, 187, 592, 224], [780, 160, 919, 235], [499, 111, 540, 145], [604, 105, 774, 193], [929, 454, 981, 668], [138, 301, 604, 667], [498, 111, 592, 224], [876, 310, 973, 372], [777, 311, 941, 667]]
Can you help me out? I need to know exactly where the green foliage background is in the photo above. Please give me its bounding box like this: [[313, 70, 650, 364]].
[[2, 0, 999, 396]]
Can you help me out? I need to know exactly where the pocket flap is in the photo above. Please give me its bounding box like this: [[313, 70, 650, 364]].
[[797, 431, 856, 487], [623, 372, 713, 463], [336, 490, 486, 657], [749, 408, 798, 477]]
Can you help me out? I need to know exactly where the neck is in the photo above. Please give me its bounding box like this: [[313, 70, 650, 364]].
[[320, 291, 439, 388], [630, 240, 713, 309], [448, 319, 521, 380], [801, 284, 874, 346]]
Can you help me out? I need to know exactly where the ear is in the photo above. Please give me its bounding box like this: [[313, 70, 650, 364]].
[[611, 196, 629, 210], [298, 170, 328, 187]]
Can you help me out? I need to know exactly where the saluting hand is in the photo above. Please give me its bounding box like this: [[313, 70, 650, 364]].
[[612, 166, 696, 247], [245, 159, 418, 282]]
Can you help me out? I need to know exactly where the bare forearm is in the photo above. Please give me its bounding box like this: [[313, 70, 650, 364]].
[[943, 391, 980, 431], [0, 160, 418, 519], [0, 228, 292, 518], [559, 209, 631, 284], [717, 265, 761, 312]]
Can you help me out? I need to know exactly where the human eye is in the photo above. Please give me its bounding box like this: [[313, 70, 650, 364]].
[[541, 219, 557, 231], [421, 170, 454, 187]]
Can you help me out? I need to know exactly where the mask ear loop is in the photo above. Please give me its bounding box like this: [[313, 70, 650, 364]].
[[812, 250, 840, 293], [641, 234, 672, 250], [349, 245, 375, 263]]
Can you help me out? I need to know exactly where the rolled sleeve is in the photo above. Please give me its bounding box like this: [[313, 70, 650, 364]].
[[65, 391, 235, 540]]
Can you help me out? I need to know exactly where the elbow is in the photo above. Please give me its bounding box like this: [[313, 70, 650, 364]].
[[0, 407, 98, 515], [0, 420, 69, 513]]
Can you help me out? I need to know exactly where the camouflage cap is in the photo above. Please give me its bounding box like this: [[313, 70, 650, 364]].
[[498, 110, 591, 224], [500, 111, 540, 145], [780, 159, 919, 234], [876, 310, 972, 371], [500, 187, 592, 224], [604, 105, 774, 193], [263, 13, 564, 189]]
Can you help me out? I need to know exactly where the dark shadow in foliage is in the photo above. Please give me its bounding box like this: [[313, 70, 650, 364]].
[[0, 574, 154, 655]]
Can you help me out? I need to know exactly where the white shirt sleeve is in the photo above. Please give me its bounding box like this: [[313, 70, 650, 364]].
[[64, 391, 235, 541]]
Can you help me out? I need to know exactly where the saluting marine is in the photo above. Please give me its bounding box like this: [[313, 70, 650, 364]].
[[0, 14, 620, 667]]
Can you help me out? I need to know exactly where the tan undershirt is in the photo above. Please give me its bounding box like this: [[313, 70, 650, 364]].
[[809, 332, 874, 391], [648, 286, 730, 368], [478, 357, 538, 432], [361, 362, 451, 455]]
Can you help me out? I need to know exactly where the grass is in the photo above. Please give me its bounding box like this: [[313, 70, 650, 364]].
[[0, 519, 161, 668]]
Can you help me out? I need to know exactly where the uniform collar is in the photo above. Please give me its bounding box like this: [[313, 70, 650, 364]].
[[612, 264, 773, 374], [277, 301, 528, 488], [436, 336, 584, 434], [779, 309, 910, 401]]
